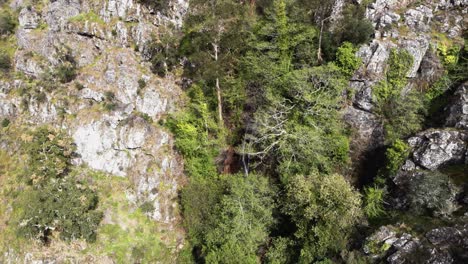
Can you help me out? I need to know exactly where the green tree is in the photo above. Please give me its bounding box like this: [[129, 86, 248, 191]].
[[182, 0, 251, 125], [182, 174, 276, 263], [282, 173, 362, 263], [22, 127, 75, 185], [17, 177, 103, 242], [0, 9, 16, 35]]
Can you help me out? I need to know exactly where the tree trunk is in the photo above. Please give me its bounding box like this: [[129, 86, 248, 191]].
[[213, 42, 223, 125], [216, 77, 223, 125], [317, 16, 331, 64]]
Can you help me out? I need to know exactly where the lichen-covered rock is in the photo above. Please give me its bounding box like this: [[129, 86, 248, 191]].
[[426, 226, 466, 247], [344, 106, 384, 150], [404, 5, 433, 32], [399, 37, 430, 78], [44, 0, 81, 32], [408, 130, 467, 170], [445, 82, 468, 130], [18, 7, 41, 29]]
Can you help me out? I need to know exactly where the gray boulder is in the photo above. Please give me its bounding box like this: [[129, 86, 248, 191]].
[[445, 82, 468, 130], [408, 130, 467, 170], [18, 7, 41, 29]]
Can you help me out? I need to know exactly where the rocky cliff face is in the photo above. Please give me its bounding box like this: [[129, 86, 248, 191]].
[[344, 0, 467, 180], [341, 1, 467, 263], [1, 0, 187, 262]]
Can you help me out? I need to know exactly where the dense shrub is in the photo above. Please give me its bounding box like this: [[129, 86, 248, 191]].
[[282, 173, 362, 262], [336, 42, 362, 77], [334, 4, 374, 46], [56, 63, 77, 83], [0, 10, 16, 35], [364, 186, 386, 219], [408, 171, 460, 217], [0, 51, 11, 71], [17, 127, 102, 243], [182, 174, 275, 262], [17, 177, 103, 242], [385, 139, 410, 176], [22, 127, 75, 184]]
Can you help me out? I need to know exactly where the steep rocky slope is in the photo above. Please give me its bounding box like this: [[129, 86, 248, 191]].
[[0, 0, 466, 263], [342, 0, 468, 263], [1, 0, 188, 262]]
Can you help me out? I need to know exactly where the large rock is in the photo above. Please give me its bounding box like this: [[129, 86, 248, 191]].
[[344, 106, 384, 150], [18, 7, 41, 29], [408, 130, 467, 170], [445, 82, 468, 130], [399, 37, 430, 78], [404, 5, 433, 32], [72, 112, 183, 222], [44, 0, 81, 31]]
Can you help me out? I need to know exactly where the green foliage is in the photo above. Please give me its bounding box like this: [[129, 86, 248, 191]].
[[17, 177, 102, 242], [22, 127, 75, 184], [374, 49, 426, 142], [149, 30, 180, 77], [68, 11, 104, 24], [204, 174, 275, 262], [1, 118, 9, 127], [138, 78, 146, 90], [385, 139, 410, 176], [167, 85, 221, 179], [54, 46, 77, 83], [336, 42, 362, 76], [246, 64, 350, 181], [437, 43, 460, 70], [0, 50, 11, 71], [363, 186, 386, 219], [282, 173, 362, 262], [333, 4, 374, 46], [182, 174, 275, 263], [103, 91, 117, 111], [137, 0, 170, 12], [408, 171, 460, 217], [374, 49, 413, 103], [265, 237, 294, 264], [386, 49, 414, 89], [55, 62, 77, 83], [16, 127, 102, 243], [74, 81, 85, 90], [0, 9, 16, 35], [383, 91, 426, 143]]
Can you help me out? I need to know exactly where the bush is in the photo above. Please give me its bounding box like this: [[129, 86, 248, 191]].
[[17, 127, 102, 243], [0, 10, 16, 35], [408, 171, 460, 217], [385, 139, 410, 176], [74, 82, 85, 90], [22, 127, 75, 185], [0, 51, 11, 71], [1, 118, 10, 127], [183, 174, 275, 262], [56, 63, 77, 83], [336, 42, 362, 77], [17, 177, 103, 242], [334, 4, 374, 46], [282, 173, 362, 262], [103, 91, 117, 111], [364, 186, 386, 219]]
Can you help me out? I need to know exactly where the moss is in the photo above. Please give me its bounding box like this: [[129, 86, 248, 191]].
[[82, 169, 177, 264], [69, 11, 105, 25]]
